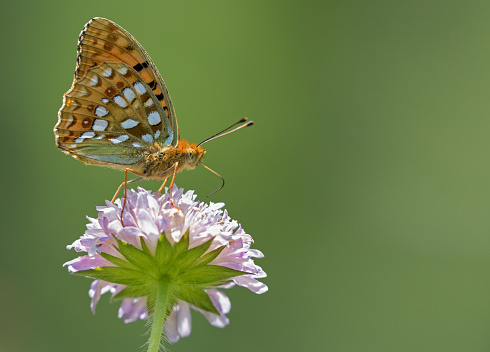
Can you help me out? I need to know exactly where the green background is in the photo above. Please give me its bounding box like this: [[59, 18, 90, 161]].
[[1, 0, 489, 351]]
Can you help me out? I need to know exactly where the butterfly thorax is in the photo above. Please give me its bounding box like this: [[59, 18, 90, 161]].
[[142, 140, 206, 180]]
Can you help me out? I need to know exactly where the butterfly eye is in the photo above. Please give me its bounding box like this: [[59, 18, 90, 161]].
[[186, 149, 197, 163]]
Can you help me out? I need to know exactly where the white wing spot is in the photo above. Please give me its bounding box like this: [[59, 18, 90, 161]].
[[164, 131, 173, 145], [67, 116, 74, 125], [74, 131, 95, 143], [132, 142, 142, 148], [95, 106, 109, 117], [70, 144, 77, 148], [144, 98, 153, 107], [102, 67, 113, 77], [148, 111, 161, 126], [155, 130, 161, 139], [92, 119, 108, 131], [133, 81, 146, 95], [121, 119, 139, 129], [109, 135, 129, 144], [118, 66, 128, 75], [89, 74, 99, 86], [96, 134, 105, 140], [101, 98, 109, 103], [122, 87, 135, 102], [81, 132, 95, 139], [79, 87, 89, 96], [113, 95, 128, 108], [142, 134, 154, 143]]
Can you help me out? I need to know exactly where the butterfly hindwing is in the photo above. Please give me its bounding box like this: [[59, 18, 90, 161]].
[[55, 62, 173, 167]]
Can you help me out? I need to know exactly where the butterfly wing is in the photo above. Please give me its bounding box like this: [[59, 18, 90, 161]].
[[55, 62, 173, 170], [54, 17, 179, 170]]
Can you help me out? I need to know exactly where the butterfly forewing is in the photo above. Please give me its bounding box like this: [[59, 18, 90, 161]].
[[77, 17, 178, 144], [55, 17, 180, 170]]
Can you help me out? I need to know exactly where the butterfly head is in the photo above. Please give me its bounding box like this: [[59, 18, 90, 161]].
[[177, 140, 206, 170]]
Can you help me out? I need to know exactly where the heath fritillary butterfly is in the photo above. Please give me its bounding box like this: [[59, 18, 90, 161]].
[[54, 17, 252, 210]]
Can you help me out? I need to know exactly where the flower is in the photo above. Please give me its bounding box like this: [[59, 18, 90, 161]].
[[64, 186, 267, 343]]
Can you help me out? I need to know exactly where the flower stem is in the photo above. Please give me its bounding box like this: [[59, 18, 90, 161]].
[[148, 278, 172, 352]]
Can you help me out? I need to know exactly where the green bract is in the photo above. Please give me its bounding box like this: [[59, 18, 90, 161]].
[[76, 230, 246, 315]]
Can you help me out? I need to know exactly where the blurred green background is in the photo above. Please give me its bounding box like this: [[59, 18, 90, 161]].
[[1, 0, 490, 351]]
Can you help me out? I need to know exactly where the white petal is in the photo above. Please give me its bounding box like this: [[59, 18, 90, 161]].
[[165, 311, 180, 343], [207, 289, 231, 314], [234, 276, 268, 294], [198, 309, 229, 328], [176, 301, 192, 338]]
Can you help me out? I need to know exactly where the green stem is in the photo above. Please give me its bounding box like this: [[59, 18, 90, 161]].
[[148, 279, 172, 352]]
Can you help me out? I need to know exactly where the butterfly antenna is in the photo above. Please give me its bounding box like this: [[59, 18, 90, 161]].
[[198, 117, 254, 146], [200, 164, 225, 201]]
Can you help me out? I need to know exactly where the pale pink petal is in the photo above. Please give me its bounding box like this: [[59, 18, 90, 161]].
[[198, 308, 229, 328], [165, 310, 180, 343], [207, 289, 231, 314], [176, 301, 192, 338], [64, 255, 114, 272], [233, 276, 268, 294], [89, 280, 115, 314]]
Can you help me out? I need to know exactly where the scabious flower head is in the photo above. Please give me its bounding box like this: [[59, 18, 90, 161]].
[[65, 186, 267, 343]]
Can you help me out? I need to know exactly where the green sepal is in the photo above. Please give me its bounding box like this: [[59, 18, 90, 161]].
[[176, 286, 219, 315], [115, 239, 158, 278], [155, 233, 173, 267], [74, 267, 152, 286], [99, 252, 137, 271], [171, 230, 189, 260], [140, 237, 151, 255], [112, 284, 156, 302], [171, 239, 213, 272], [191, 245, 226, 268], [177, 265, 246, 286]]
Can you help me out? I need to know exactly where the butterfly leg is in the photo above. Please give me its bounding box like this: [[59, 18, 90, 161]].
[[111, 172, 144, 203], [168, 162, 180, 209], [157, 178, 169, 194], [111, 168, 144, 225]]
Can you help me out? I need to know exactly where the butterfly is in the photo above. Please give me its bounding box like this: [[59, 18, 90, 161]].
[[54, 17, 252, 208]]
